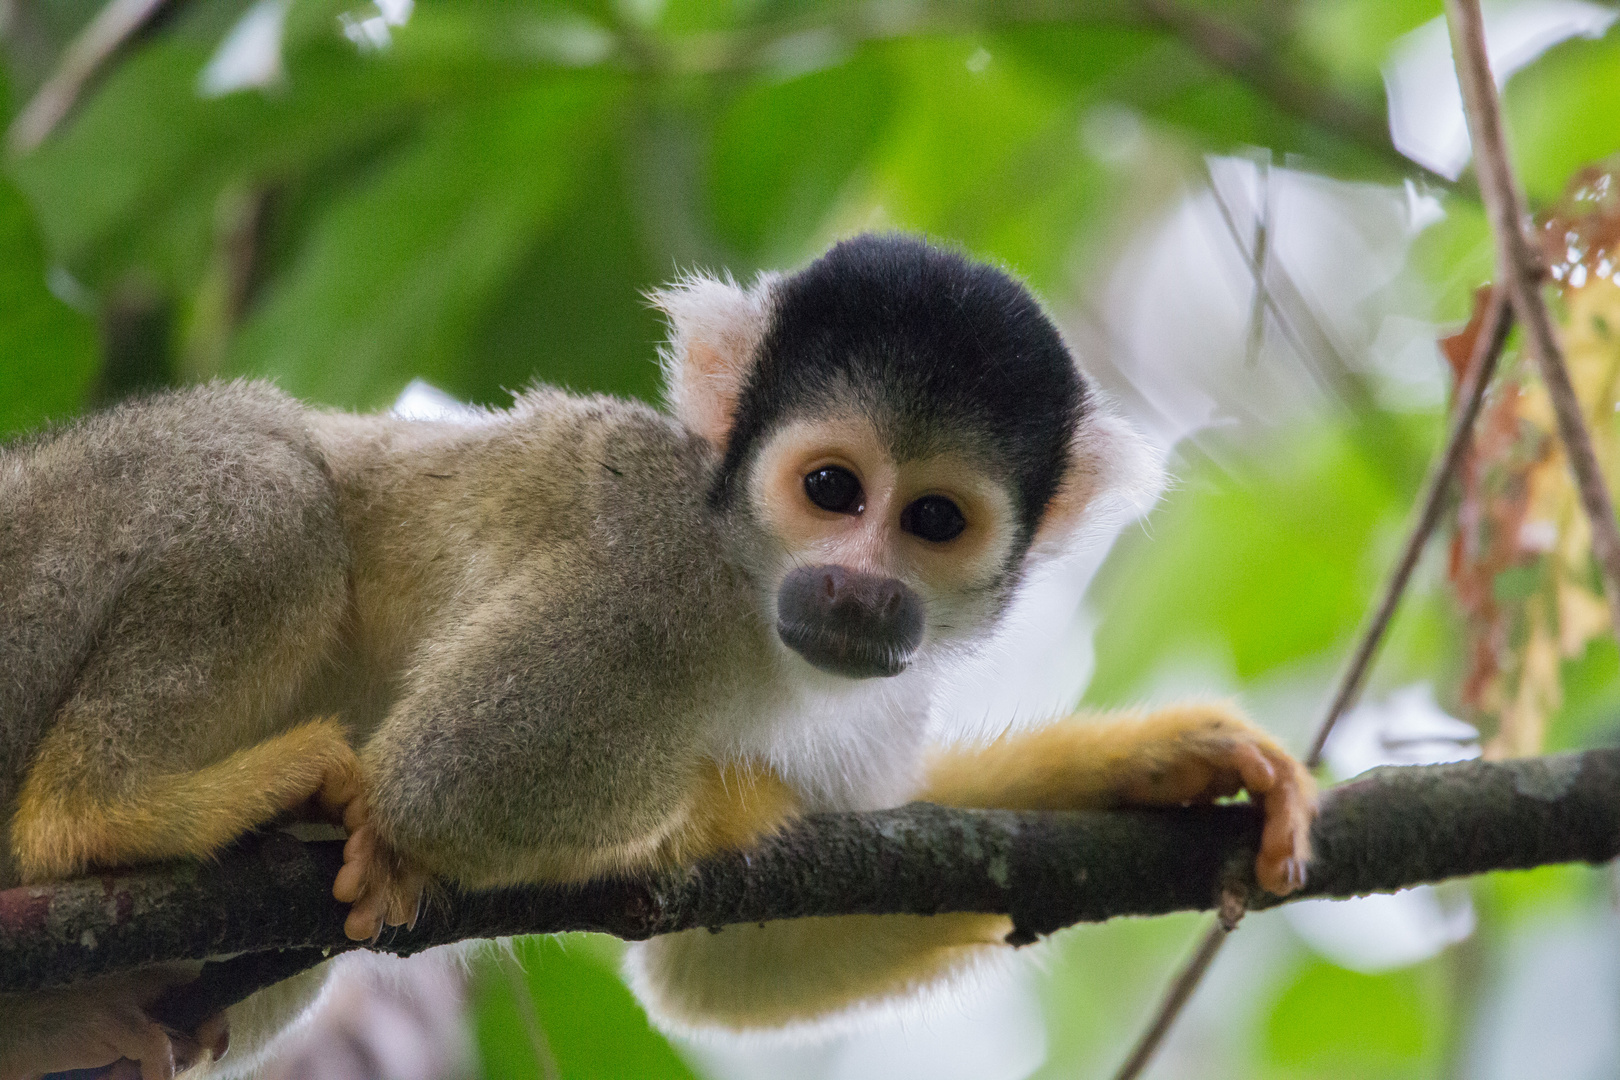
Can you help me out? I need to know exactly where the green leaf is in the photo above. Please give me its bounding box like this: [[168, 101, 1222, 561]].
[[708, 53, 899, 262], [475, 935, 697, 1080], [465, 141, 667, 405], [1407, 198, 1493, 325], [1030, 913, 1209, 1079], [1505, 30, 1620, 206], [1085, 419, 1422, 703], [1296, 0, 1445, 87], [1262, 960, 1445, 1079], [0, 173, 98, 437], [864, 37, 1069, 233], [226, 76, 621, 408], [1546, 635, 1620, 751]]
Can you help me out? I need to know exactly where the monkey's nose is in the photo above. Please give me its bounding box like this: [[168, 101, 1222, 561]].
[[776, 564, 924, 678], [816, 566, 906, 622]]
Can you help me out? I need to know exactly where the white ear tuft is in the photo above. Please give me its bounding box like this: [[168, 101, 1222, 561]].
[[1034, 399, 1166, 555], [651, 271, 780, 448]]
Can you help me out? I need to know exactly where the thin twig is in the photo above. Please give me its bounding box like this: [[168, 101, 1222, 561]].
[[5, 0, 173, 157], [501, 951, 562, 1080], [1112, 273, 1514, 1080], [1305, 288, 1513, 766], [1204, 166, 1382, 419], [1244, 158, 1273, 368], [1110, 888, 1246, 1080], [1446, 0, 1620, 646]]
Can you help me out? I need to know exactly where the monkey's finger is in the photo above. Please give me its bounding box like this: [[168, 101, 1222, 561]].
[[119, 1015, 175, 1080], [333, 860, 367, 905], [409, 880, 427, 930], [195, 1013, 230, 1062], [1227, 741, 1277, 796], [344, 889, 389, 942], [1254, 754, 1315, 896], [79, 1004, 174, 1080], [333, 827, 376, 903], [343, 793, 369, 834], [343, 822, 377, 866], [166, 1031, 203, 1076], [385, 890, 412, 928], [384, 870, 428, 928]]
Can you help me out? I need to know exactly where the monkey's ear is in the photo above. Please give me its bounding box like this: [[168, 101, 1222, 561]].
[[1034, 405, 1165, 553], [651, 272, 780, 449]]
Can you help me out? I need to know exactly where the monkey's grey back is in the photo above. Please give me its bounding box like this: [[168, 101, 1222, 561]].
[[0, 380, 762, 888], [0, 383, 350, 882]]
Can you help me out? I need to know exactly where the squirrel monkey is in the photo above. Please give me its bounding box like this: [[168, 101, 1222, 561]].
[[0, 234, 1315, 1077]]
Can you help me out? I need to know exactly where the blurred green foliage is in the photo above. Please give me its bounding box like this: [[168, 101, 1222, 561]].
[[474, 936, 698, 1080], [4, 0, 1620, 1077]]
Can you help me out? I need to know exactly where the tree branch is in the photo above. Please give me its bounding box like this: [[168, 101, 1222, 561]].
[[1137, 0, 1458, 191], [5, 0, 173, 157], [3, 749, 1617, 1031]]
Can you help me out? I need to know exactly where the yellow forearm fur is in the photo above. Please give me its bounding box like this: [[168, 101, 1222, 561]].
[[923, 702, 1285, 809]]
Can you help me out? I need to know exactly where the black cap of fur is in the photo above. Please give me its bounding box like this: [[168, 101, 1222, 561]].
[[712, 234, 1087, 542]]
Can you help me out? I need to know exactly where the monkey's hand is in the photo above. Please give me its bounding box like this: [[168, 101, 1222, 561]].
[[331, 798, 428, 942], [923, 702, 1317, 896]]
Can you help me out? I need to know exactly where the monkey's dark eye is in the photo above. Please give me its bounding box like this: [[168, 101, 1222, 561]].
[[805, 466, 864, 514], [900, 496, 966, 543]]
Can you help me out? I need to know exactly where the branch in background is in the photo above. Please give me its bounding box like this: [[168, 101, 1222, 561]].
[[1109, 887, 1245, 1080], [2, 750, 1617, 1033], [4, 0, 173, 157], [5, 0, 1422, 199], [1136, 0, 1459, 191], [1304, 287, 1514, 768], [1112, 288, 1515, 1080], [1205, 163, 1386, 423], [1446, 0, 1620, 648]]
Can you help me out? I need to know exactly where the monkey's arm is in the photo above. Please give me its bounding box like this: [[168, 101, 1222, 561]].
[[333, 578, 801, 941], [920, 702, 1315, 895]]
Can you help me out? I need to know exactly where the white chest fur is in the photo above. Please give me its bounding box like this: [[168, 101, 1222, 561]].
[[706, 657, 935, 813]]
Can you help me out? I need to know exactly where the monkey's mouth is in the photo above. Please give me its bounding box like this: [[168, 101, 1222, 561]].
[[776, 620, 917, 679]]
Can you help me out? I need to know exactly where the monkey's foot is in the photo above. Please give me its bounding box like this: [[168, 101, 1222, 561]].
[[0, 985, 204, 1080], [331, 802, 428, 941], [1111, 703, 1316, 896]]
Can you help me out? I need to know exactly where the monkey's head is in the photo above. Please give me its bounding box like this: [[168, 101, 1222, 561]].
[[655, 233, 1160, 681]]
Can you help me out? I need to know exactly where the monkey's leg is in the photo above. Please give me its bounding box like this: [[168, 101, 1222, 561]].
[[11, 716, 360, 884], [923, 702, 1316, 895], [628, 912, 1013, 1034], [612, 762, 1011, 1035], [624, 766, 1007, 1034]]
